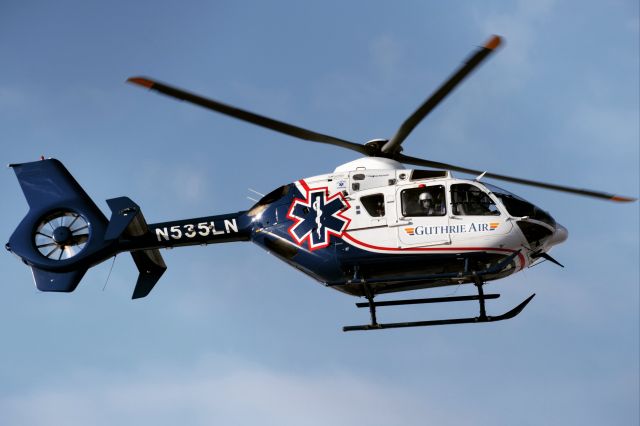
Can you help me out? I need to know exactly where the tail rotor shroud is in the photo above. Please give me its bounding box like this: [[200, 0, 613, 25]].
[[6, 159, 167, 297]]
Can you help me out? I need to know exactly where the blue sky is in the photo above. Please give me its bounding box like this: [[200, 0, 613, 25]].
[[0, 1, 638, 425]]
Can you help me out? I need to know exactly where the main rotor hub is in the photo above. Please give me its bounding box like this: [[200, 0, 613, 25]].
[[363, 139, 401, 158]]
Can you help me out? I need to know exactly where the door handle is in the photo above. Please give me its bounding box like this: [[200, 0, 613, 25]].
[[389, 220, 412, 227]]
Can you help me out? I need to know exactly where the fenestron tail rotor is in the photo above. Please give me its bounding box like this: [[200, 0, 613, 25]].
[[35, 212, 90, 261], [127, 35, 636, 203]]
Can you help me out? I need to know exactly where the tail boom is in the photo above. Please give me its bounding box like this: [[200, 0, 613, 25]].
[[127, 212, 251, 250]]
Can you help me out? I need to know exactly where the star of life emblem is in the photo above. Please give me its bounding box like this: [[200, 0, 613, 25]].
[[287, 183, 351, 250]]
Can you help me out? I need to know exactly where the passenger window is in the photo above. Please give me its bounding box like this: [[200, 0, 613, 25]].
[[360, 194, 385, 217], [450, 184, 500, 216], [401, 185, 446, 217]]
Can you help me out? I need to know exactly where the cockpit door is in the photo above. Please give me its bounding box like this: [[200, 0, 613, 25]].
[[447, 182, 512, 243], [395, 183, 451, 247]]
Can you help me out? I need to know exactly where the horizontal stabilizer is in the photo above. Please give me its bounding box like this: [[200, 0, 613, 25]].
[[31, 268, 88, 292], [105, 197, 168, 298]]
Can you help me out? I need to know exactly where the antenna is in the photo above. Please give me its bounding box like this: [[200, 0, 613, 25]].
[[248, 188, 265, 197], [475, 171, 487, 182]]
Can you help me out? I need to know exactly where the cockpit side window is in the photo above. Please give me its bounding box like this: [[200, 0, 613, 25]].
[[360, 193, 385, 217], [450, 184, 500, 216], [401, 185, 446, 217]]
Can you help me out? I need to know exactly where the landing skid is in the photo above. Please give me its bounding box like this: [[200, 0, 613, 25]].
[[342, 250, 535, 331], [343, 293, 535, 331]]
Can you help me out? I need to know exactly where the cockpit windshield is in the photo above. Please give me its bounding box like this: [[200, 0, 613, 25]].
[[482, 183, 556, 227]]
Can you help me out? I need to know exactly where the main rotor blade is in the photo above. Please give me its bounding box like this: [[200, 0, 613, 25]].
[[127, 77, 368, 155], [396, 153, 636, 202], [382, 35, 502, 154]]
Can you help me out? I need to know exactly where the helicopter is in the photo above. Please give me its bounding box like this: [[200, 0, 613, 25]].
[[6, 35, 635, 331]]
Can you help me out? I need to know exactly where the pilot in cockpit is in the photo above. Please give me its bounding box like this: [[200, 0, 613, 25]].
[[419, 192, 433, 214], [419, 190, 445, 216]]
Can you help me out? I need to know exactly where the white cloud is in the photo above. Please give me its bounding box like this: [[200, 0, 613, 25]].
[[0, 356, 463, 426]]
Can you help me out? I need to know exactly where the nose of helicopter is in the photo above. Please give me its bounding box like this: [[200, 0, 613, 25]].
[[547, 223, 568, 247]]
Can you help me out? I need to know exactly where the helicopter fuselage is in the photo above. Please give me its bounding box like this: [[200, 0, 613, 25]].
[[152, 157, 567, 297]]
